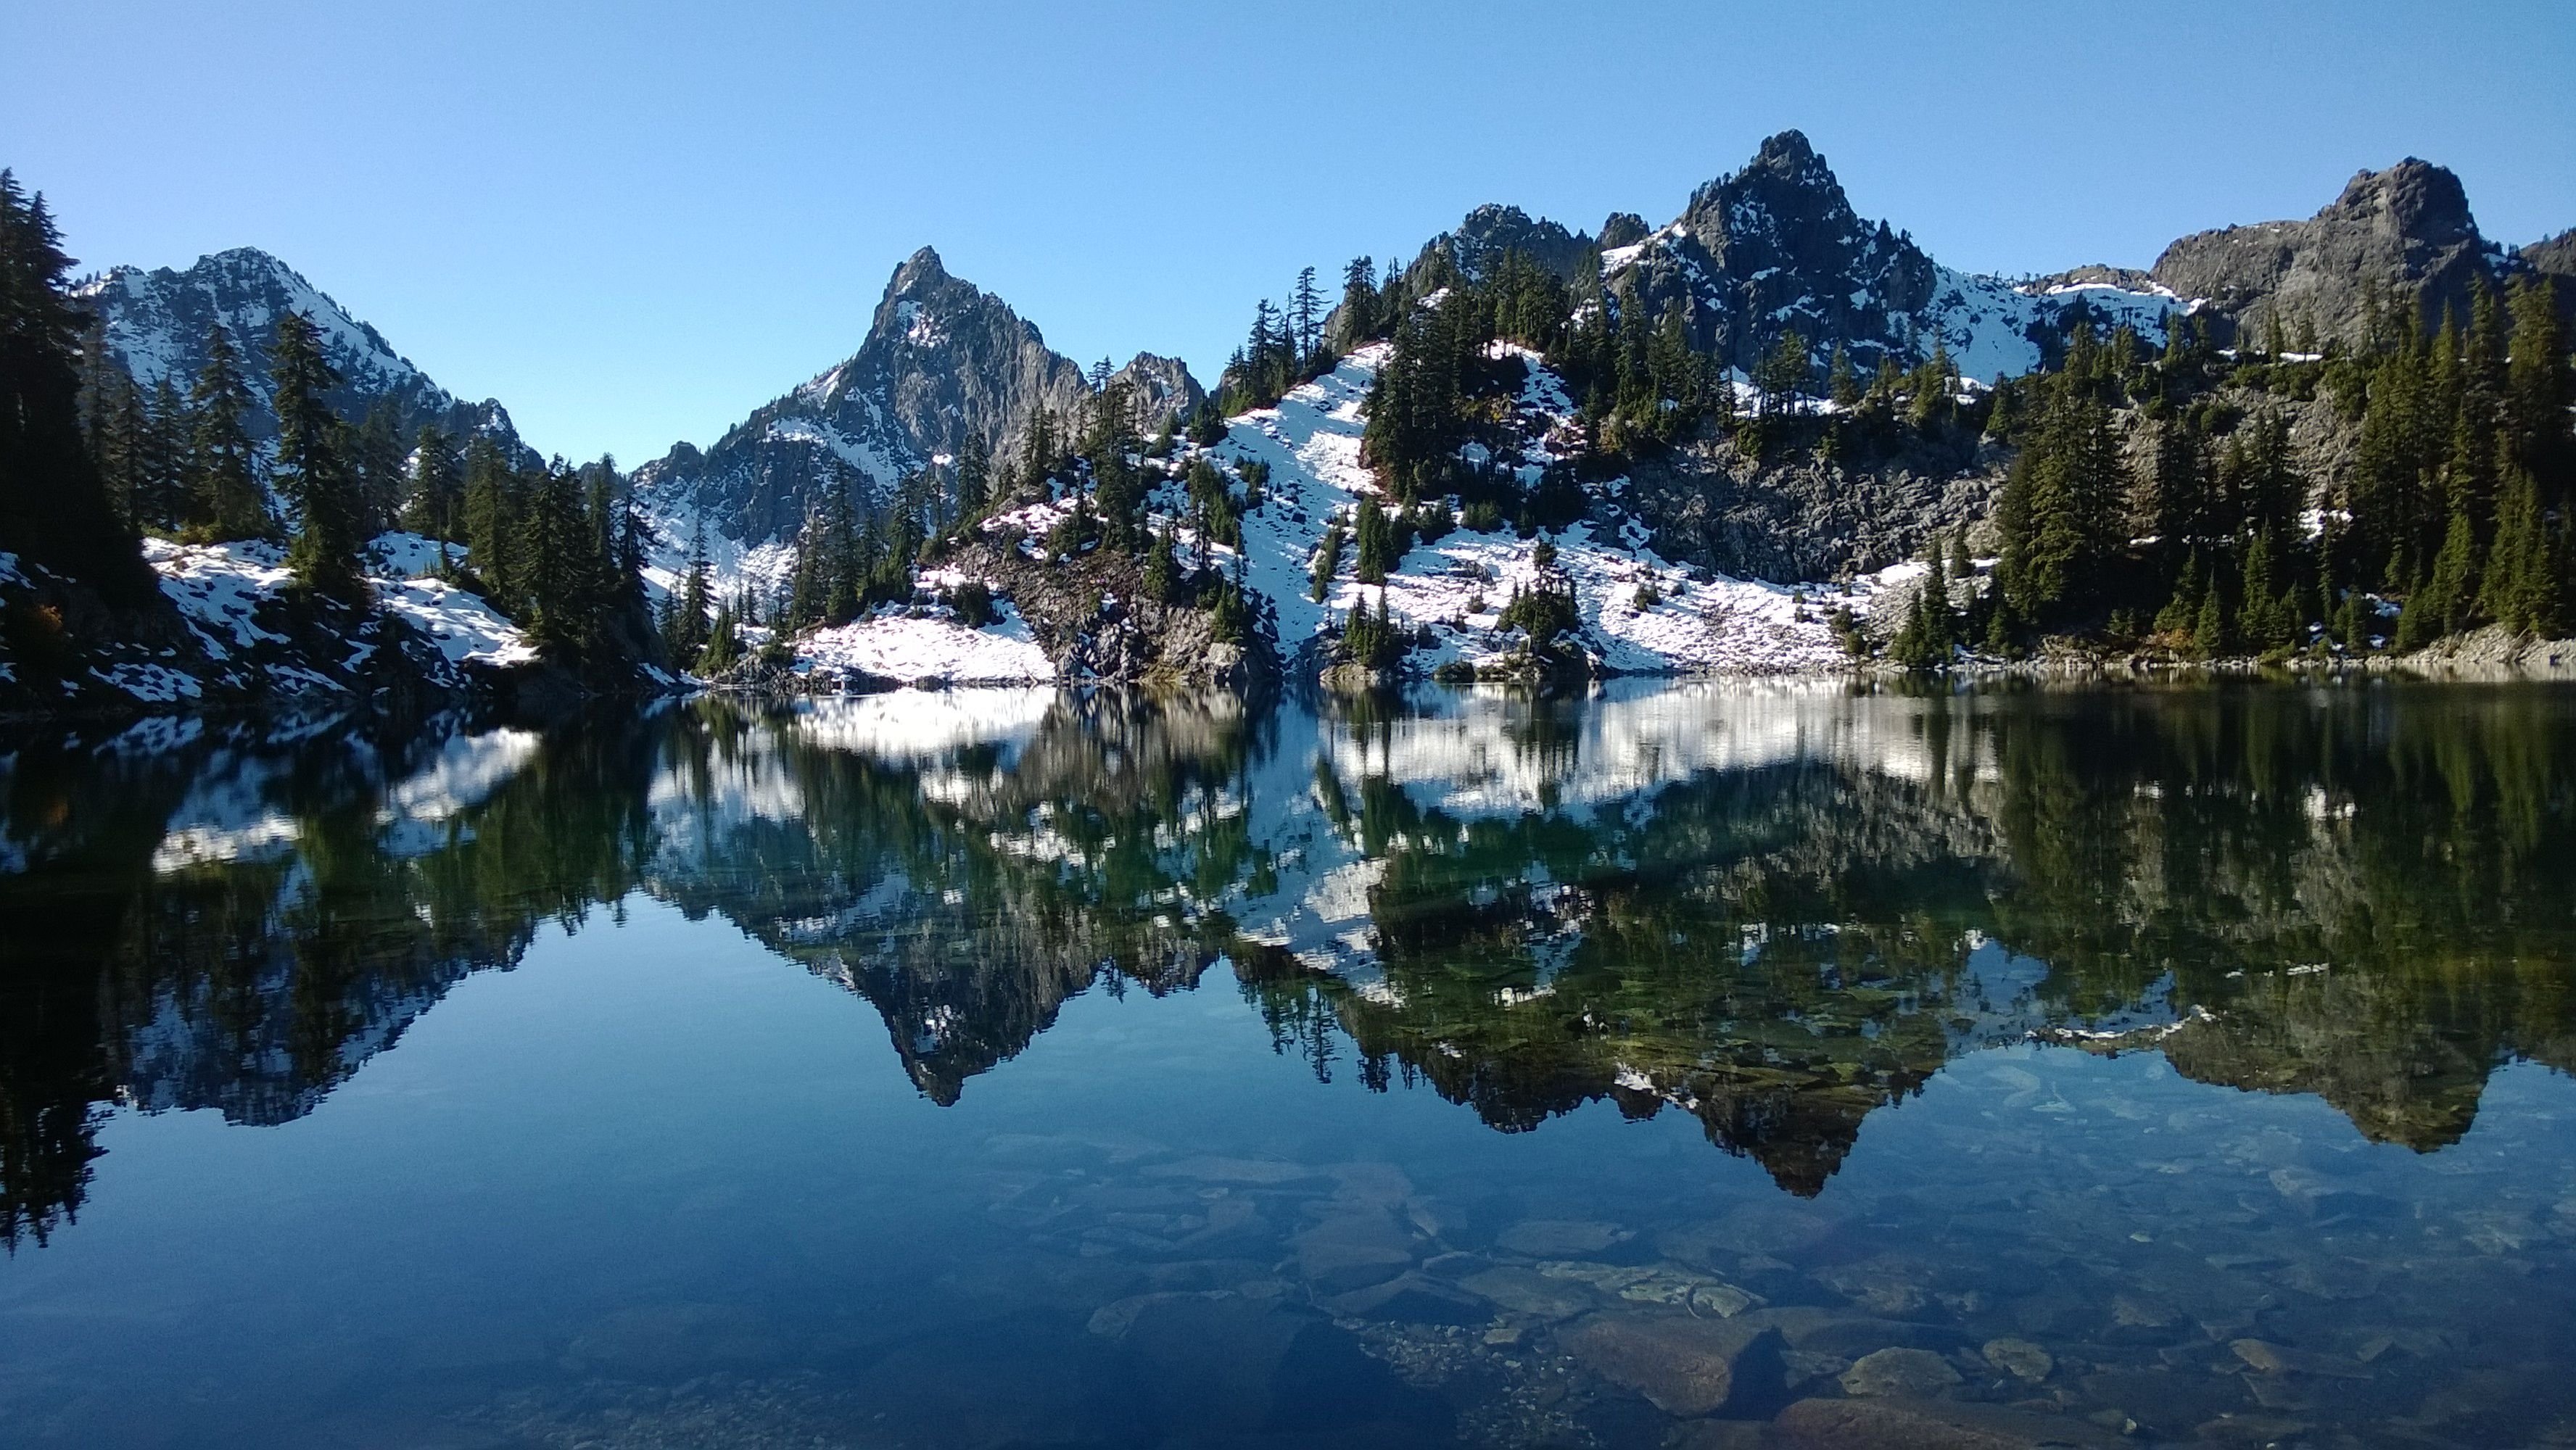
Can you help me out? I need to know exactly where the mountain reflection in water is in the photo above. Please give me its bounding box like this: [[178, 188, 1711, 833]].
[[3, 682, 2575, 1447], [8, 682, 2570, 1240]]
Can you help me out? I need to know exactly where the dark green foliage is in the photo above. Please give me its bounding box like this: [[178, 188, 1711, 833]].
[[1142, 523, 1181, 605], [186, 324, 266, 541], [949, 578, 995, 629], [1184, 457, 1239, 550], [1995, 381, 2121, 626], [1889, 540, 1958, 669], [402, 424, 463, 542], [1498, 580, 1577, 645], [1339, 590, 1403, 668], [269, 311, 364, 600], [350, 400, 407, 536], [1206, 572, 1251, 645], [1353, 494, 1410, 583], [954, 436, 991, 523], [0, 170, 153, 604], [1310, 515, 1344, 602]]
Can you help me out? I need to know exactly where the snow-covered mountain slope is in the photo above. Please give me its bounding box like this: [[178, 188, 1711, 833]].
[[1206, 343, 1907, 674], [632, 248, 1203, 552], [75, 248, 532, 460], [774, 341, 1917, 686], [15, 532, 540, 713]]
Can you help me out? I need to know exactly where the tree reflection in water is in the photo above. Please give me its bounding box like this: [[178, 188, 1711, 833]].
[[3, 681, 2571, 1246]]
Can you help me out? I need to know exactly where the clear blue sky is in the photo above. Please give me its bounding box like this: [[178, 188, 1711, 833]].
[[7, 0, 2570, 465]]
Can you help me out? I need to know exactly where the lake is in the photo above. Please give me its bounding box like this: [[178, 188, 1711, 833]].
[[3, 679, 2573, 1448]]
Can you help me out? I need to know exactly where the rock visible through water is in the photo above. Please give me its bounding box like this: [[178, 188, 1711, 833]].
[[1775, 1396, 2125, 1449], [1981, 1336, 2054, 1383], [1497, 1219, 1632, 1256], [1559, 1312, 1788, 1417], [1839, 1345, 1964, 1398]]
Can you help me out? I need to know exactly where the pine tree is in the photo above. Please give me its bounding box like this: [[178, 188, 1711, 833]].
[[1143, 521, 1180, 603], [136, 377, 189, 532], [350, 399, 407, 535], [1310, 515, 1345, 602], [403, 424, 463, 541], [83, 358, 141, 526], [2505, 277, 2568, 496], [462, 434, 521, 610], [673, 517, 714, 660], [2193, 568, 2231, 658], [1290, 266, 1322, 368], [268, 311, 365, 600], [1828, 343, 1859, 408], [2155, 548, 2204, 637], [0, 171, 153, 605], [954, 434, 989, 523], [186, 324, 265, 540], [1335, 257, 1379, 349], [2482, 460, 2546, 631]]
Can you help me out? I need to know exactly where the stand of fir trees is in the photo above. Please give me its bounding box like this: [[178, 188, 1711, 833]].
[[1, 170, 155, 610], [1983, 280, 2572, 658]]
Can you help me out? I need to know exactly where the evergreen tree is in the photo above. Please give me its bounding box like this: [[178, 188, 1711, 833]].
[[1310, 515, 1345, 602], [461, 434, 521, 610], [1828, 343, 1859, 408], [1997, 386, 2121, 626], [82, 357, 142, 526], [268, 311, 365, 599], [672, 518, 714, 661], [136, 377, 189, 532], [2192, 566, 2231, 658], [2399, 505, 2481, 647], [1289, 266, 1322, 367], [2505, 277, 2568, 496], [0, 170, 154, 603], [402, 424, 463, 541], [2481, 459, 2548, 632], [1334, 257, 1380, 349], [186, 324, 265, 540], [2155, 548, 2204, 637], [350, 399, 407, 535], [954, 434, 990, 523], [1143, 521, 1180, 603]]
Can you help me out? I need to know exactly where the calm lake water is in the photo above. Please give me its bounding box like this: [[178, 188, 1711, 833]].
[[3, 680, 2574, 1449]]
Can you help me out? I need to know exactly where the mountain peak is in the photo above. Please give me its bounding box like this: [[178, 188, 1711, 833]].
[[2153, 155, 2498, 343], [2323, 158, 2477, 246], [886, 246, 951, 299], [1751, 128, 1818, 170]]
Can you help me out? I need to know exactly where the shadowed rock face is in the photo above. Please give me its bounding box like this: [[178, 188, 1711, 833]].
[[2151, 158, 2507, 342], [2527, 228, 2576, 282], [1613, 130, 1939, 376], [1406, 204, 1599, 289], [633, 247, 1203, 544]]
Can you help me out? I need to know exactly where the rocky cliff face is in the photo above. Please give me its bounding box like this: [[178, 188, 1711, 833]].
[[632, 248, 1204, 547], [75, 248, 531, 462], [2150, 159, 2517, 343], [2525, 228, 2576, 283]]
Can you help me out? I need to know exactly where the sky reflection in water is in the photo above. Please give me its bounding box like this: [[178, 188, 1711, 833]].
[[2, 679, 2573, 1448]]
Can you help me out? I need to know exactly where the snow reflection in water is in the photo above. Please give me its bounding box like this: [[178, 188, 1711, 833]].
[[1, 679, 2572, 1446]]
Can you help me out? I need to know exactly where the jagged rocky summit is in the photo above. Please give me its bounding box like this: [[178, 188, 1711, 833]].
[[631, 247, 1204, 547]]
